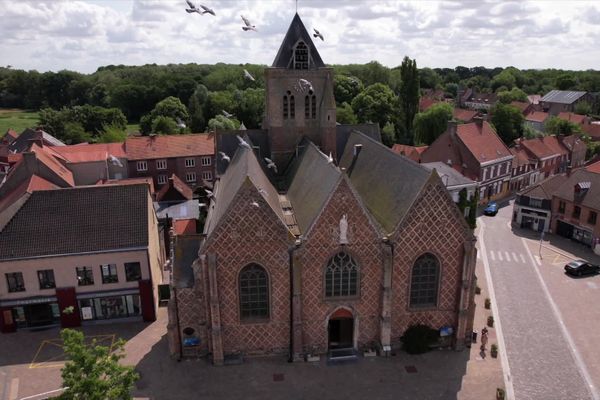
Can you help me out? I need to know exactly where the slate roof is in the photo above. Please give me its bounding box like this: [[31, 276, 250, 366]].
[[172, 234, 201, 289], [553, 169, 600, 210], [456, 121, 512, 164], [125, 134, 214, 160], [421, 162, 476, 188], [541, 90, 587, 104], [154, 200, 200, 221], [53, 143, 126, 163], [335, 124, 381, 159], [9, 128, 65, 153], [0, 184, 150, 260], [339, 130, 431, 233], [272, 13, 324, 69], [215, 129, 269, 175], [518, 174, 568, 200], [287, 142, 341, 234]]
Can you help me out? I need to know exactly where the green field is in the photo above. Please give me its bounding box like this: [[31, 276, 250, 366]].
[[0, 109, 39, 136]]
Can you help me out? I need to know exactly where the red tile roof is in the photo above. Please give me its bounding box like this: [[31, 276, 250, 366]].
[[586, 160, 600, 174], [391, 144, 428, 163], [0, 174, 58, 213], [559, 135, 587, 153], [173, 219, 197, 235], [125, 134, 214, 160], [582, 123, 600, 140], [518, 137, 555, 159], [541, 136, 568, 156], [53, 143, 126, 163], [510, 101, 530, 114], [156, 174, 194, 201], [419, 97, 438, 112], [29, 144, 75, 186], [557, 112, 587, 125], [525, 111, 550, 123], [453, 108, 478, 122], [456, 121, 512, 163], [5, 129, 18, 140], [510, 147, 531, 168]]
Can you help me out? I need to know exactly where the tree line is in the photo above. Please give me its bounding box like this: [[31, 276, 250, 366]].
[[1, 62, 599, 147]]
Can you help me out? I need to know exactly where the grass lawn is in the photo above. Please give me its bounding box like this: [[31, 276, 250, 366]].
[[126, 123, 140, 134], [0, 109, 39, 136]]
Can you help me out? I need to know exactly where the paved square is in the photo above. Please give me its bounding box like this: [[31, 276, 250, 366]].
[[29, 334, 116, 369]]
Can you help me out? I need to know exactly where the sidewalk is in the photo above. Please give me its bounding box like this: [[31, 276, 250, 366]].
[[458, 226, 505, 400]]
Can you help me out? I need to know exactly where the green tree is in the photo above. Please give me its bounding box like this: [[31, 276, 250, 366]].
[[351, 83, 397, 128], [491, 70, 516, 91], [188, 84, 208, 132], [151, 116, 178, 135], [413, 102, 453, 145], [490, 103, 524, 144], [57, 329, 138, 400], [38, 108, 66, 138], [555, 73, 577, 90], [97, 124, 127, 143], [419, 68, 442, 89], [545, 116, 582, 136], [336, 102, 358, 124], [62, 122, 92, 144], [399, 56, 420, 143], [334, 75, 363, 105], [207, 114, 239, 131], [140, 96, 189, 135], [497, 87, 528, 103], [574, 101, 592, 116], [233, 88, 265, 129]]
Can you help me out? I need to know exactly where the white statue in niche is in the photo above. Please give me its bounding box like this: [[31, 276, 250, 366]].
[[339, 214, 349, 244]]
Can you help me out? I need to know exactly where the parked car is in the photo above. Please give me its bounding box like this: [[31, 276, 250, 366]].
[[564, 260, 600, 277], [483, 202, 498, 216]]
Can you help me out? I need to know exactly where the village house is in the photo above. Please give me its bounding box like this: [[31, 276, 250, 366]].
[[0, 184, 164, 333], [421, 161, 478, 211], [509, 145, 539, 192], [510, 101, 535, 116], [516, 136, 568, 179], [513, 174, 567, 233], [51, 142, 128, 185], [167, 13, 477, 365], [421, 119, 513, 203], [524, 111, 550, 132], [458, 89, 498, 111], [453, 108, 480, 123], [540, 90, 592, 115], [391, 143, 428, 163]]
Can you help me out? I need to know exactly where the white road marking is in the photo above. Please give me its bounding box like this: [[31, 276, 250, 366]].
[[511, 252, 519, 263], [504, 251, 511, 262], [478, 219, 515, 400], [498, 251, 504, 261], [522, 237, 599, 400], [534, 255, 542, 266], [520, 254, 526, 263], [490, 251, 496, 261], [8, 378, 18, 400], [19, 387, 67, 400]]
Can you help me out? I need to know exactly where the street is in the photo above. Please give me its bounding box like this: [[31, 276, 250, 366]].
[[477, 200, 600, 400]]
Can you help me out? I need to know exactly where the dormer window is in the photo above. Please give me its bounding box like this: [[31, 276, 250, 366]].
[[293, 41, 309, 69]]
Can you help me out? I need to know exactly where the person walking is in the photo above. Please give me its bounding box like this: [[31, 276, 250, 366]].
[[480, 330, 489, 351]]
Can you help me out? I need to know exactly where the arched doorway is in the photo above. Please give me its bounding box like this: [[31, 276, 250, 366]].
[[327, 308, 354, 350]]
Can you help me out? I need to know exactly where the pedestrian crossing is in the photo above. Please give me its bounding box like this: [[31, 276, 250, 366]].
[[485, 250, 530, 264]]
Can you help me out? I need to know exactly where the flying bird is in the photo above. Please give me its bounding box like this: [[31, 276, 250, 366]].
[[327, 152, 334, 164], [264, 157, 278, 173], [176, 117, 186, 128], [241, 15, 256, 31], [219, 151, 230, 162], [185, 0, 201, 13], [313, 28, 324, 41], [299, 78, 314, 92], [204, 189, 214, 198], [200, 4, 215, 15], [222, 110, 234, 118], [237, 135, 251, 149], [107, 154, 123, 168], [251, 201, 260, 208], [243, 69, 255, 81]]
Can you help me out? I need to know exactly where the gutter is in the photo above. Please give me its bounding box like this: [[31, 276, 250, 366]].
[[0, 246, 149, 262]]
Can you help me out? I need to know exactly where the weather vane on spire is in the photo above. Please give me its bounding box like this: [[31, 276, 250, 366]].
[[296, 0, 298, 13]]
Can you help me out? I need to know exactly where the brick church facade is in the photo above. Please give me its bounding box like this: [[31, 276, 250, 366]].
[[167, 14, 477, 365]]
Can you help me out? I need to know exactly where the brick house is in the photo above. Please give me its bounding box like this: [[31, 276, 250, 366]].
[[167, 13, 477, 365], [558, 135, 587, 169], [540, 90, 593, 115], [458, 89, 497, 111], [391, 144, 428, 163], [513, 174, 567, 233], [421, 119, 514, 203], [0, 184, 164, 333], [51, 142, 128, 185], [551, 169, 600, 250], [524, 111, 550, 132], [516, 136, 568, 178], [509, 145, 540, 192], [125, 134, 215, 190]]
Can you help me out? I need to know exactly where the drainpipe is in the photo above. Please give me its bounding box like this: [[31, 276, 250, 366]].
[[380, 235, 394, 355], [287, 237, 302, 362]]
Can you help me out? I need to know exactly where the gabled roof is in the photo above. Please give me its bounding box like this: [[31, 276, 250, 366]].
[[540, 136, 568, 156], [204, 142, 287, 236], [9, 128, 65, 153], [29, 144, 75, 186], [559, 135, 587, 153], [287, 142, 341, 234], [510, 147, 532, 168], [582, 123, 600, 139], [510, 101, 531, 114], [272, 13, 325, 68], [453, 108, 479, 122], [0, 174, 57, 215], [456, 121, 512, 164], [557, 112, 587, 125], [339, 130, 431, 233], [156, 174, 194, 202], [528, 94, 541, 105], [553, 169, 600, 210], [541, 90, 587, 104], [419, 97, 438, 112], [52, 142, 126, 163], [518, 137, 556, 159], [0, 184, 150, 260], [518, 173, 568, 200], [525, 111, 550, 123], [391, 144, 428, 163], [586, 160, 600, 174], [125, 134, 214, 160], [421, 162, 476, 188], [335, 124, 381, 159]]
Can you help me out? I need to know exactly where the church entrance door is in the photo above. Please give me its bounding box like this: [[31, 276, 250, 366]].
[[328, 308, 354, 350]]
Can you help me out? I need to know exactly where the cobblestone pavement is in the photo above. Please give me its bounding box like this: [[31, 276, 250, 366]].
[[478, 200, 597, 400]]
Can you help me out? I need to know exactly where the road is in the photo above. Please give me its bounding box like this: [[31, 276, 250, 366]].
[[477, 201, 598, 400]]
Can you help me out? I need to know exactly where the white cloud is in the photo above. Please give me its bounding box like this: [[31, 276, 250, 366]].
[[0, 0, 598, 72]]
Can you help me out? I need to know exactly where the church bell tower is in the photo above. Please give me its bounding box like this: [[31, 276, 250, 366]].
[[264, 13, 337, 170]]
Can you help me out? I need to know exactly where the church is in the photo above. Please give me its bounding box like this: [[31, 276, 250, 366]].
[[167, 13, 477, 365]]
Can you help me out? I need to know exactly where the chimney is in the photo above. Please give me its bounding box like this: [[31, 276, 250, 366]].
[[473, 116, 484, 129], [347, 144, 363, 176], [353, 144, 363, 158]]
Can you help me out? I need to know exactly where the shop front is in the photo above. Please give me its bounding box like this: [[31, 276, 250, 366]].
[[0, 296, 60, 331], [556, 220, 594, 246], [77, 289, 142, 322]]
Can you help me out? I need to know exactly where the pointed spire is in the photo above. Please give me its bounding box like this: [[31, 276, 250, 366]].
[[239, 121, 247, 130], [272, 13, 324, 68]]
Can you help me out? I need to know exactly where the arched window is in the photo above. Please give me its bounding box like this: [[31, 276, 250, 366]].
[[289, 95, 295, 118], [325, 252, 359, 297], [294, 41, 309, 69], [283, 94, 289, 119], [239, 264, 269, 320], [410, 253, 440, 307]]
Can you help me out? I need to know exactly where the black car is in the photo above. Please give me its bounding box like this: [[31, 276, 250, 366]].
[[564, 260, 600, 277]]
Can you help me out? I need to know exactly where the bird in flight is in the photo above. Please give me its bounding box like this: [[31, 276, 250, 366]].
[[241, 15, 257, 31], [200, 4, 215, 16], [244, 69, 255, 81], [219, 151, 230, 162], [297, 78, 314, 93], [251, 201, 260, 208], [176, 117, 186, 128], [222, 110, 234, 118], [327, 152, 334, 164], [313, 28, 324, 41], [237, 135, 251, 149], [264, 157, 278, 173], [185, 0, 201, 14]]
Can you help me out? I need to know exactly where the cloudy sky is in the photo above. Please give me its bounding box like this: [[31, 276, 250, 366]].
[[1, 0, 599, 73]]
